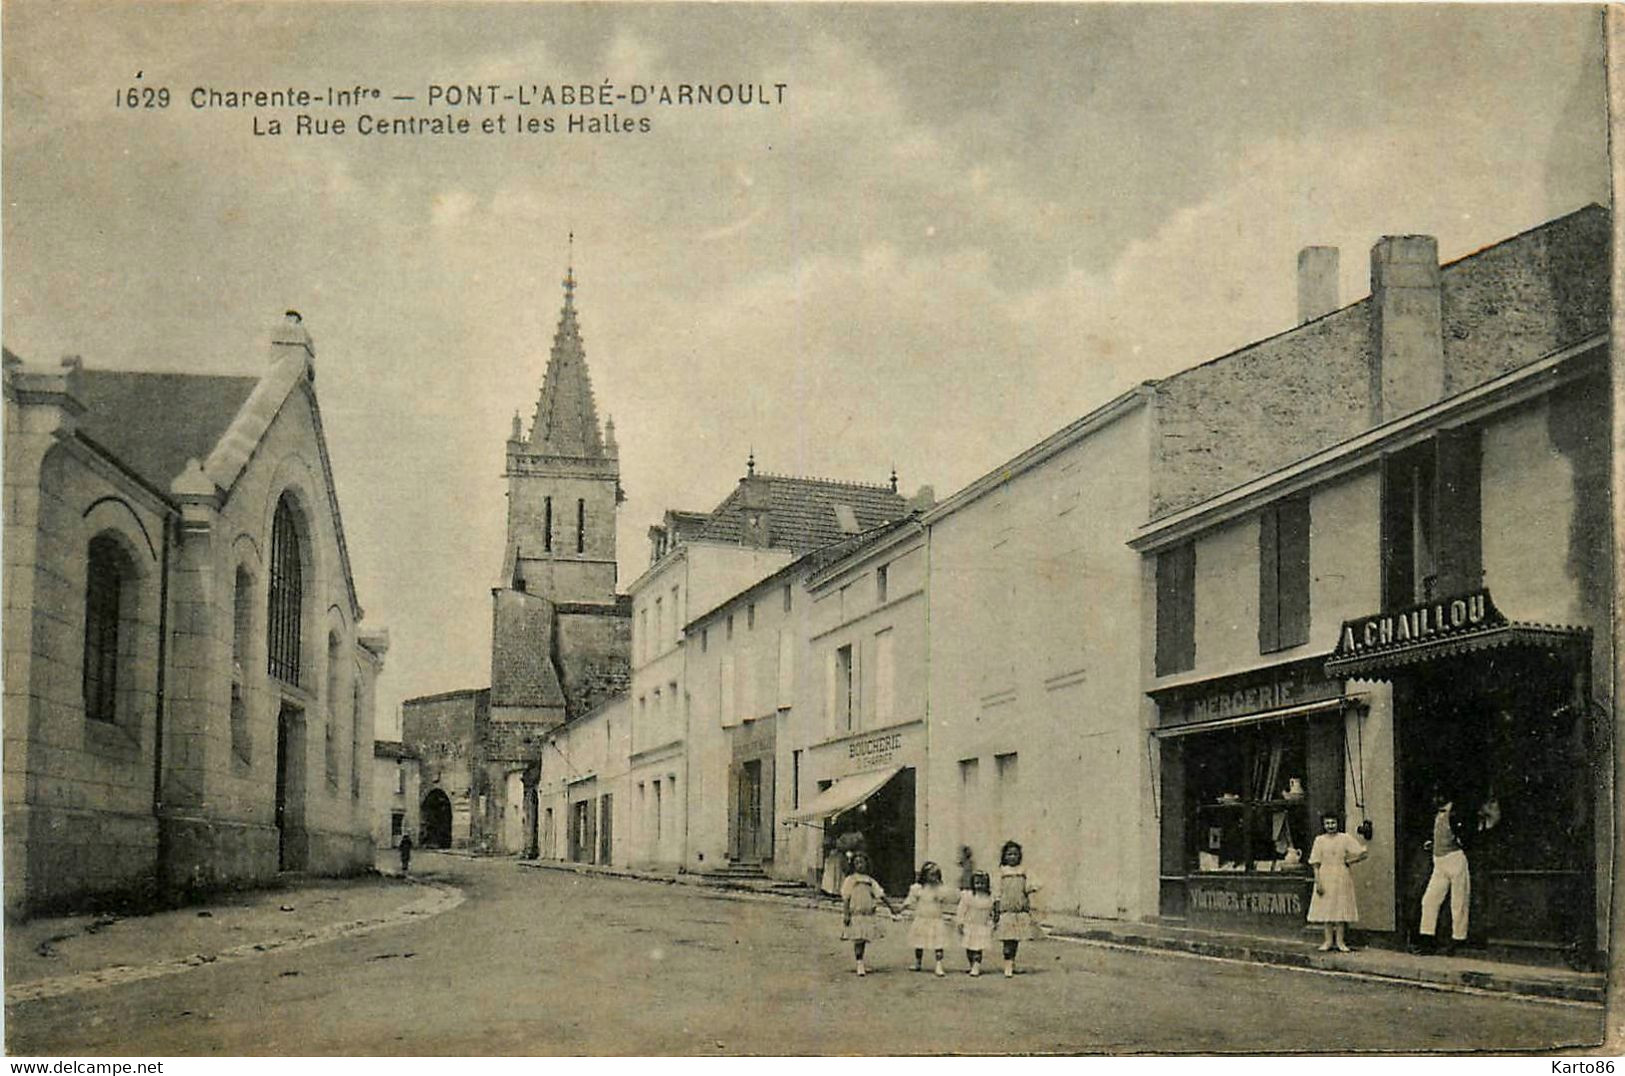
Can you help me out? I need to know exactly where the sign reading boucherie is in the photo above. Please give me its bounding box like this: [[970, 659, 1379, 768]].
[[1332, 588, 1505, 660], [847, 731, 902, 770]]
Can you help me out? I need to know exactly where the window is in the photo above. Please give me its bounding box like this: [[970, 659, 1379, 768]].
[[994, 752, 1019, 847], [792, 749, 802, 809], [639, 609, 648, 662], [268, 495, 304, 684], [655, 598, 664, 648], [391, 811, 404, 838], [352, 676, 364, 799], [747, 602, 756, 630], [1185, 722, 1323, 875], [726, 613, 734, 641], [776, 629, 794, 710], [576, 498, 586, 553], [876, 564, 889, 604], [230, 567, 253, 760], [671, 586, 681, 643], [783, 585, 792, 613], [325, 633, 342, 787], [835, 644, 855, 732], [701, 628, 708, 653], [396, 763, 408, 795], [83, 534, 129, 723], [669, 681, 679, 726], [958, 757, 980, 852], [873, 629, 895, 725], [1259, 497, 1311, 654], [1155, 542, 1195, 677], [544, 496, 553, 552], [1382, 432, 1481, 608]]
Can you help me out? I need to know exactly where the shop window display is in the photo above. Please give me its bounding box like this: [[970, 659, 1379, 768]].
[[1187, 723, 1310, 874]]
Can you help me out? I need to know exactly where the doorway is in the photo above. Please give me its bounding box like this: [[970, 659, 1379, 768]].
[[421, 788, 453, 848], [275, 704, 305, 871], [1394, 648, 1593, 960], [736, 759, 764, 862]]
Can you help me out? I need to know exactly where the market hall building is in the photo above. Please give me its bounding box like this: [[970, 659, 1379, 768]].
[[1133, 207, 1610, 966], [3, 313, 388, 916]]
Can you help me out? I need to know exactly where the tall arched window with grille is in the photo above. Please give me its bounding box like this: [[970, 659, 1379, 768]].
[[268, 495, 304, 685], [325, 632, 341, 787], [83, 534, 131, 723]]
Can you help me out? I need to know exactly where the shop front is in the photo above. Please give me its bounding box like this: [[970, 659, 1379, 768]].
[[1326, 588, 1599, 966], [727, 718, 776, 865], [1154, 658, 1364, 939], [784, 721, 923, 898]]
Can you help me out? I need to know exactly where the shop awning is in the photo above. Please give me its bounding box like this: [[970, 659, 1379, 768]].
[[1153, 696, 1358, 738], [1324, 623, 1589, 680], [782, 765, 902, 825]]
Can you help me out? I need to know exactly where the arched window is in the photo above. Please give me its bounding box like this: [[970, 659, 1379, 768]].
[[268, 495, 304, 684], [325, 632, 342, 788], [83, 534, 131, 723], [231, 567, 254, 763], [351, 672, 364, 799]]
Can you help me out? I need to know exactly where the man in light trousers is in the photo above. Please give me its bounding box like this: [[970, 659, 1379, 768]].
[[1418, 794, 1469, 955]]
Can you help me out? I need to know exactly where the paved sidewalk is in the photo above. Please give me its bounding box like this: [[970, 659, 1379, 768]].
[[518, 856, 1603, 1005], [5, 861, 461, 1004]]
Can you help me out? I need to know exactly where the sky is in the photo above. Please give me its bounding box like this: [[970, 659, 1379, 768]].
[[2, 3, 1609, 734]]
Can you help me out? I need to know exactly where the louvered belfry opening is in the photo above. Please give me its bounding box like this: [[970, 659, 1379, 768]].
[[268, 495, 304, 685]]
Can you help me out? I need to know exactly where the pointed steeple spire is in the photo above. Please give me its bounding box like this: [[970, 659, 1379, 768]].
[[528, 237, 606, 458]]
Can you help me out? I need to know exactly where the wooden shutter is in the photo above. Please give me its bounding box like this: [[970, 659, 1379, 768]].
[[761, 751, 776, 859], [1278, 498, 1311, 648], [1258, 509, 1280, 653], [1155, 543, 1195, 676], [1380, 454, 1415, 609], [726, 764, 741, 858], [1434, 427, 1482, 596]]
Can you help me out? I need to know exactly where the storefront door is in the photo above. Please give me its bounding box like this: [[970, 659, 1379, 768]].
[[1394, 648, 1593, 960], [736, 760, 763, 861]]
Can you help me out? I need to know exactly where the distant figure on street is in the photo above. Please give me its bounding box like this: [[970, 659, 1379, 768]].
[[1418, 792, 1470, 954], [840, 852, 894, 977], [901, 861, 953, 976], [1307, 811, 1367, 952], [993, 840, 1041, 978], [834, 828, 868, 879], [956, 845, 975, 891], [955, 870, 995, 976], [398, 832, 414, 875]]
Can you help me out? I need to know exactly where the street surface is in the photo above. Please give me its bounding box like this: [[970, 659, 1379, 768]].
[[5, 853, 1606, 1055]]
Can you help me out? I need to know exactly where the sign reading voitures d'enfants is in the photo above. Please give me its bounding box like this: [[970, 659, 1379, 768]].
[[1332, 588, 1504, 660]]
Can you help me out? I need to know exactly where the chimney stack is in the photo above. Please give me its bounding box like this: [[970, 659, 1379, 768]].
[[269, 309, 315, 372], [1369, 235, 1444, 423], [1297, 246, 1340, 324]]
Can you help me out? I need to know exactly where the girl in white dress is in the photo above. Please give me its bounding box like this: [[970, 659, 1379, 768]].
[[1307, 811, 1368, 952], [993, 840, 1041, 978], [901, 862, 953, 977], [840, 852, 895, 976], [955, 870, 995, 976]]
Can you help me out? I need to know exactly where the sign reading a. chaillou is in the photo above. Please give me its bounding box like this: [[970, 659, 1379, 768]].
[[1332, 588, 1505, 661]]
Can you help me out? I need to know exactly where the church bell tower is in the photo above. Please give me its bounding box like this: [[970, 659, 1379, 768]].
[[501, 250, 623, 607]]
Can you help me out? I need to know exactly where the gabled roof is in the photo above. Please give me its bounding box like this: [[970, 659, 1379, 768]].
[[75, 371, 258, 497], [684, 513, 921, 631], [695, 473, 910, 555]]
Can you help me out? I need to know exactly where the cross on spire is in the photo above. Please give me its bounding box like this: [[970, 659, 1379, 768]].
[[562, 230, 576, 306]]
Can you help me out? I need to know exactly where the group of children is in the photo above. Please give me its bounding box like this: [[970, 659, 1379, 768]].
[[839, 839, 1040, 979]]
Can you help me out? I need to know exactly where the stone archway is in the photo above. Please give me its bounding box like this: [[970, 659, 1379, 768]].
[[421, 788, 453, 848]]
